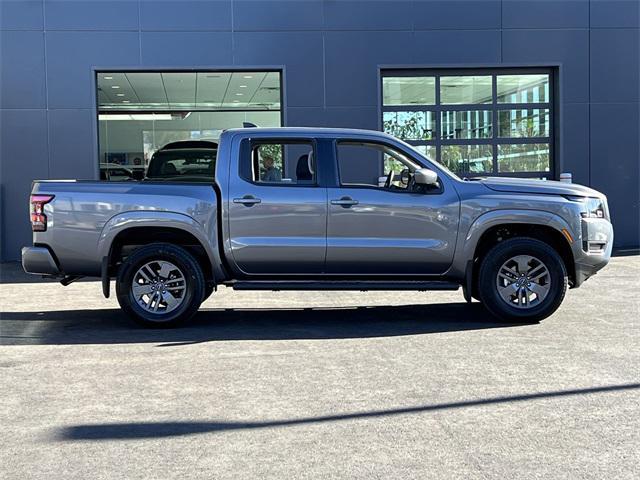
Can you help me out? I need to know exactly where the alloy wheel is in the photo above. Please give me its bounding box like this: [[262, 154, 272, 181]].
[[496, 255, 551, 309], [131, 260, 186, 314]]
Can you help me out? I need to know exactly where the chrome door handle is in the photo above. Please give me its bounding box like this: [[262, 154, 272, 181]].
[[233, 196, 261, 206], [331, 197, 359, 207]]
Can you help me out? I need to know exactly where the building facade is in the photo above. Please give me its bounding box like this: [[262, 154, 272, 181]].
[[1, 0, 638, 262]]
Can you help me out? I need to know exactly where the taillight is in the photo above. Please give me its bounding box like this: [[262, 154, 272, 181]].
[[30, 194, 54, 232]]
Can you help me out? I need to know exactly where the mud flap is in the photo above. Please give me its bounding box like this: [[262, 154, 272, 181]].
[[462, 260, 473, 303], [101, 255, 110, 298]]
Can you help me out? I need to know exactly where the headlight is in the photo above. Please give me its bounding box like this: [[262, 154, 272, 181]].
[[565, 195, 606, 218]]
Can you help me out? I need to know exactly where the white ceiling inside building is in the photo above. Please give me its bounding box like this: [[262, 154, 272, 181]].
[[98, 71, 281, 110]]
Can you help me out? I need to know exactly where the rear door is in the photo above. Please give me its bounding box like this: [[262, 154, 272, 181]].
[[227, 138, 327, 275]]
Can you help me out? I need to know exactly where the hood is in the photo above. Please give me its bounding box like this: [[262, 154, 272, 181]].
[[478, 177, 603, 198]]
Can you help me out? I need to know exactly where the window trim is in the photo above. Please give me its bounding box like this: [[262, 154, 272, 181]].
[[380, 67, 556, 179]]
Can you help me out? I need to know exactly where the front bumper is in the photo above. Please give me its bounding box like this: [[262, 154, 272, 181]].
[[572, 218, 614, 287], [21, 246, 60, 276]]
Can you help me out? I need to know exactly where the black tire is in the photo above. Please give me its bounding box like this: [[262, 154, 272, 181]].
[[116, 243, 204, 328], [478, 237, 567, 323]]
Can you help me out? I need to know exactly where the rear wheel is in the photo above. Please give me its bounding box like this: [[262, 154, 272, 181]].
[[116, 243, 204, 327], [478, 237, 567, 322]]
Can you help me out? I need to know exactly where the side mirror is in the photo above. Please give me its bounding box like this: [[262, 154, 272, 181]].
[[414, 168, 438, 186]]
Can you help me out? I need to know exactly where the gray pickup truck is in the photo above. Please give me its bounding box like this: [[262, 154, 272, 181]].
[[22, 127, 613, 327]]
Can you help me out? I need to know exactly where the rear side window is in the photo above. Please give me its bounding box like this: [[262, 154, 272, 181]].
[[241, 140, 316, 186], [146, 149, 216, 181]]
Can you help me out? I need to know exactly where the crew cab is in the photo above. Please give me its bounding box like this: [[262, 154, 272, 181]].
[[22, 128, 613, 327]]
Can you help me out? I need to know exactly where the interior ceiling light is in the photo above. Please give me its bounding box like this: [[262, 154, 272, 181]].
[[99, 113, 173, 121], [235, 93, 243, 96], [111, 85, 120, 89], [239, 85, 247, 88], [116, 93, 125, 97], [122, 100, 130, 103], [103, 76, 113, 80], [242, 75, 253, 79]]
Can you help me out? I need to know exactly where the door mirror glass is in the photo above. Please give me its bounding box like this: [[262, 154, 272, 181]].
[[414, 168, 438, 186]]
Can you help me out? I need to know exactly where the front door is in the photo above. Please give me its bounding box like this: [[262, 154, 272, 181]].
[[228, 139, 327, 275], [326, 140, 460, 274]]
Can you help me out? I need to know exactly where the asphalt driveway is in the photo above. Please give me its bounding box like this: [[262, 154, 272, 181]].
[[1, 256, 639, 479]]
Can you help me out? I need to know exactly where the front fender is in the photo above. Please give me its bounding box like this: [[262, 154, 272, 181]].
[[449, 209, 578, 279], [98, 210, 221, 278]]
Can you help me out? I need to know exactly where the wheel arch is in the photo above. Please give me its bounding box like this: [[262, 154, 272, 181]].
[[460, 210, 577, 296], [99, 212, 219, 285]]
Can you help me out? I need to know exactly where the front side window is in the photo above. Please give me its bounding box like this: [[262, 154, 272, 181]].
[[336, 141, 421, 191], [382, 69, 553, 179], [244, 141, 316, 185]]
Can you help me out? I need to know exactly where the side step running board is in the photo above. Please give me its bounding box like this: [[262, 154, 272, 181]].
[[232, 281, 460, 292]]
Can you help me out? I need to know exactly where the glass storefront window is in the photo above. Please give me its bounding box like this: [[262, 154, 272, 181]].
[[498, 143, 550, 172], [497, 74, 549, 104], [97, 71, 282, 181], [441, 110, 492, 139], [498, 109, 549, 138], [383, 111, 435, 140], [440, 76, 492, 104], [382, 68, 553, 178], [382, 76, 435, 106], [411, 145, 436, 160], [441, 145, 493, 175]]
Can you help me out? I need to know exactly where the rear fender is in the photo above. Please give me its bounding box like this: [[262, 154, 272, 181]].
[[98, 211, 221, 279]]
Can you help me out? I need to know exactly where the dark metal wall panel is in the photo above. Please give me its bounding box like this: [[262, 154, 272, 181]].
[[0, 30, 46, 108], [590, 103, 639, 247], [139, 0, 232, 31]]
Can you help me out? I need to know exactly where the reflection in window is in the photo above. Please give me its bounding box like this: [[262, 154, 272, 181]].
[[498, 144, 550, 172], [383, 111, 435, 140], [497, 74, 549, 103], [498, 109, 549, 138], [412, 145, 436, 160], [441, 145, 493, 174], [440, 76, 492, 104], [382, 76, 435, 106], [441, 110, 492, 139]]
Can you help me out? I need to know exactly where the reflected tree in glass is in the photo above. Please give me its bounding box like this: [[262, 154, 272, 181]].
[[383, 111, 434, 140], [441, 145, 493, 174], [498, 144, 550, 172]]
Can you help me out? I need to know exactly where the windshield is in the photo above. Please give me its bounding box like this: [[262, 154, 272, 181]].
[[146, 149, 216, 181]]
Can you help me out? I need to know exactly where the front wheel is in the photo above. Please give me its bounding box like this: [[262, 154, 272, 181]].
[[116, 243, 204, 328], [478, 237, 568, 322]]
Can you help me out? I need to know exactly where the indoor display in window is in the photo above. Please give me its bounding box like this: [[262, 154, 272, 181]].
[[382, 70, 552, 178], [98, 71, 282, 181]]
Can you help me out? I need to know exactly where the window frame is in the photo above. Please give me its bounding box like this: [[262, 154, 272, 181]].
[[380, 67, 556, 179], [239, 137, 320, 188]]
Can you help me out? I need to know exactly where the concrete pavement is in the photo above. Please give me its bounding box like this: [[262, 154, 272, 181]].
[[1, 256, 639, 479]]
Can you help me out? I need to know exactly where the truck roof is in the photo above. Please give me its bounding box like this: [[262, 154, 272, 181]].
[[224, 126, 397, 140]]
